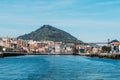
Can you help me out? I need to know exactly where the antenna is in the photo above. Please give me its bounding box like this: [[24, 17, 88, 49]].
[[107, 39, 110, 46]]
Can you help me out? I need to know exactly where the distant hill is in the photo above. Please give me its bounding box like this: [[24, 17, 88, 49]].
[[18, 25, 81, 43]]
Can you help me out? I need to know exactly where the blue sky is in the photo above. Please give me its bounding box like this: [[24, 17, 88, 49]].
[[0, 0, 120, 42]]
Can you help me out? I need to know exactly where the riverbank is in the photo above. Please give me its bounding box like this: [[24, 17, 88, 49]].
[[79, 53, 120, 59], [0, 52, 72, 58], [28, 52, 72, 55], [0, 52, 27, 58], [1, 52, 120, 59]]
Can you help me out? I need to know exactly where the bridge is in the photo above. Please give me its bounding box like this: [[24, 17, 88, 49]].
[[74, 42, 109, 45], [74, 39, 110, 45], [82, 42, 109, 44], [73, 40, 110, 55]]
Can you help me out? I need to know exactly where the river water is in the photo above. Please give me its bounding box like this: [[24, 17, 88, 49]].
[[0, 55, 120, 80]]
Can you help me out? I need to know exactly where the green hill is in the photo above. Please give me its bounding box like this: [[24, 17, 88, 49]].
[[18, 25, 81, 43]]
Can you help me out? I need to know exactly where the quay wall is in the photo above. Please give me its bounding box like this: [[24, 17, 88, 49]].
[[1, 51, 120, 59], [0, 52, 27, 58], [0, 52, 72, 58], [79, 53, 120, 59], [28, 52, 73, 55], [0, 52, 3, 58]]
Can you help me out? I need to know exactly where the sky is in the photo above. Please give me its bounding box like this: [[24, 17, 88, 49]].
[[0, 0, 120, 42]]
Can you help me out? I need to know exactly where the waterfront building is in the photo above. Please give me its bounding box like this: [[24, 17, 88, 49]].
[[0, 37, 105, 54], [54, 42, 62, 53], [111, 41, 120, 53], [62, 43, 74, 54], [0, 37, 11, 48], [92, 47, 99, 54]]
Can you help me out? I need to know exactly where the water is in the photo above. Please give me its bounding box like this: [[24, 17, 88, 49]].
[[0, 55, 120, 80]]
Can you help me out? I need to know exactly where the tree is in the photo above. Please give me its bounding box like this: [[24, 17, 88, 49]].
[[102, 46, 111, 53]]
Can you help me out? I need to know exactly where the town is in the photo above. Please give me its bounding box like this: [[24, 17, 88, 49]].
[[0, 37, 120, 56]]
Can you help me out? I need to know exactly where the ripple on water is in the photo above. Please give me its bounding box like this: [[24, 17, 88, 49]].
[[0, 55, 120, 80]]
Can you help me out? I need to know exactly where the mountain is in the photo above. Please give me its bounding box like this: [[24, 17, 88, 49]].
[[18, 25, 81, 43]]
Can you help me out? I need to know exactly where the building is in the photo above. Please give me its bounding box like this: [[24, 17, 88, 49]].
[[0, 37, 11, 48], [111, 42, 120, 53]]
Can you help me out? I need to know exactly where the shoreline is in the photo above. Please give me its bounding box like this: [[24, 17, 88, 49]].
[[79, 53, 120, 59], [0, 52, 27, 58], [1, 52, 120, 59]]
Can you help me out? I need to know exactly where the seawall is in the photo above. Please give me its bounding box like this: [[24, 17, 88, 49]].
[[1, 52, 120, 59], [79, 53, 120, 59], [28, 52, 73, 55], [0, 52, 27, 58]]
